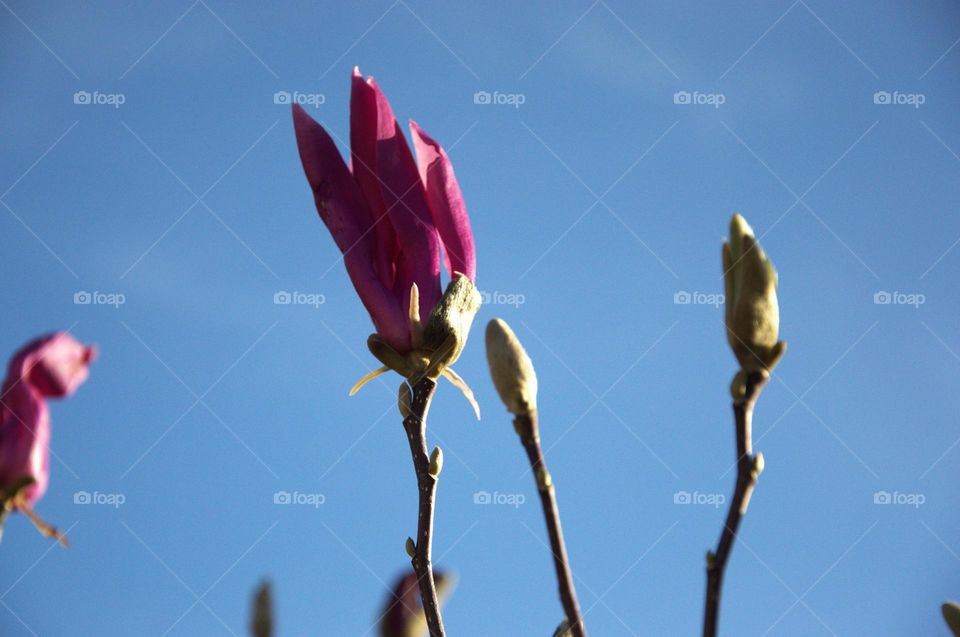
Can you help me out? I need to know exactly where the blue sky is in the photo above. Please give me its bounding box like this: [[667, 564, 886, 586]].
[[2, 1, 960, 635]]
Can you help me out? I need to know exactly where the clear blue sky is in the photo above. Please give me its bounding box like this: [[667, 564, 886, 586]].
[[2, 1, 960, 635]]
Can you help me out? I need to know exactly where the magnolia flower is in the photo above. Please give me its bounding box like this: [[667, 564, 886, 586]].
[[293, 68, 481, 410], [0, 332, 96, 544], [723, 214, 786, 377]]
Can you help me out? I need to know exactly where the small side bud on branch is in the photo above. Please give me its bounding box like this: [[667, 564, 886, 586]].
[[752, 453, 765, 478], [405, 537, 417, 558], [723, 214, 786, 374], [553, 619, 573, 637], [485, 318, 538, 415], [428, 447, 444, 477], [537, 467, 553, 491]]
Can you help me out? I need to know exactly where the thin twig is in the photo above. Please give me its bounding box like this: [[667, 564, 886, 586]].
[[515, 410, 587, 637], [402, 376, 446, 637], [703, 371, 768, 637]]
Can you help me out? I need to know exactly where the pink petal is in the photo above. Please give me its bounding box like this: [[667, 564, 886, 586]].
[[0, 383, 49, 507], [0, 332, 95, 506], [350, 67, 398, 288], [368, 78, 442, 318], [409, 120, 476, 281], [292, 105, 410, 351]]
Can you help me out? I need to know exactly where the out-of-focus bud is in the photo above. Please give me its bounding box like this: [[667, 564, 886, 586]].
[[428, 447, 443, 477], [484, 319, 538, 416], [944, 602, 960, 636], [552, 619, 572, 637], [752, 452, 765, 478], [379, 570, 455, 637], [723, 214, 786, 374], [421, 275, 482, 376], [250, 580, 273, 637], [536, 467, 552, 491]]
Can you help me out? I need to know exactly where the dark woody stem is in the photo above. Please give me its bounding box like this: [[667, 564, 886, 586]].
[[703, 371, 768, 637], [402, 376, 446, 637], [514, 410, 587, 637]]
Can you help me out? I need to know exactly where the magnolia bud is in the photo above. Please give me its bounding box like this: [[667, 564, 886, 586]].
[[723, 214, 786, 373], [944, 602, 960, 636], [422, 274, 482, 376], [405, 536, 416, 558], [752, 452, 765, 478], [428, 447, 444, 477], [485, 319, 538, 415], [250, 580, 273, 637]]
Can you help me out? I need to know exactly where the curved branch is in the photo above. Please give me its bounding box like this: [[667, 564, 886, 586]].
[[703, 372, 768, 637], [402, 376, 446, 637], [515, 411, 587, 637]]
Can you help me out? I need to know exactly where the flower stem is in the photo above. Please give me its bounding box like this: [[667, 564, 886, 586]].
[[402, 376, 446, 637], [515, 411, 587, 637], [703, 371, 768, 637]]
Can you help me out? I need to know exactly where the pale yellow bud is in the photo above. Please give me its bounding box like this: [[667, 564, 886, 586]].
[[485, 319, 538, 415], [724, 214, 786, 373]]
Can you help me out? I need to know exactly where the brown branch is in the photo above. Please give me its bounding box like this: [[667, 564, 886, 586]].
[[515, 411, 588, 637], [703, 371, 768, 637], [401, 376, 446, 637]]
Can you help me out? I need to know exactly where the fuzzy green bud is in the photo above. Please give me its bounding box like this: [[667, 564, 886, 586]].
[[405, 536, 416, 558], [421, 274, 483, 376], [723, 214, 786, 373], [485, 319, 538, 415]]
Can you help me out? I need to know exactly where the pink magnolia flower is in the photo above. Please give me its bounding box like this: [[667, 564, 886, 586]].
[[292, 67, 476, 356], [0, 332, 95, 543]]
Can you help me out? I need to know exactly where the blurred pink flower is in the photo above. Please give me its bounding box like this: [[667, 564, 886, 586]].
[[293, 67, 476, 355], [0, 332, 96, 510]]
